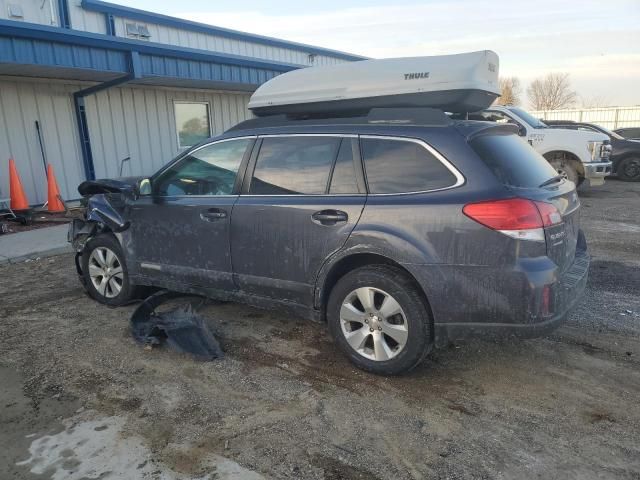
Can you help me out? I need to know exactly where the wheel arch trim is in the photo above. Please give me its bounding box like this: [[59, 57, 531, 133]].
[[314, 247, 437, 325]]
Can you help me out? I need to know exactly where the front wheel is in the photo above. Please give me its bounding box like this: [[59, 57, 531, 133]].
[[548, 154, 581, 186], [81, 234, 137, 306], [327, 265, 432, 375], [617, 157, 640, 182]]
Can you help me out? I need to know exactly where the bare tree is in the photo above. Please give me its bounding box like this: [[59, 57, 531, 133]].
[[580, 94, 609, 109], [495, 77, 522, 106], [527, 73, 577, 110]]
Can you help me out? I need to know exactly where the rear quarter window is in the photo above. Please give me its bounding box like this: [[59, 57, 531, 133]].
[[361, 137, 458, 194], [470, 133, 558, 188]]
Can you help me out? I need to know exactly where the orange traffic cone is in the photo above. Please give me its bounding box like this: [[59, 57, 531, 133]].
[[46, 164, 66, 213], [8, 158, 30, 211]]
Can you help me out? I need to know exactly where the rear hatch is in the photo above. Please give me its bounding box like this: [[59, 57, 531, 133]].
[[469, 129, 580, 273], [518, 181, 580, 273]]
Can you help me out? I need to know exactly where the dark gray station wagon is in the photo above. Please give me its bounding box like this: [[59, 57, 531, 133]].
[[72, 108, 589, 375]]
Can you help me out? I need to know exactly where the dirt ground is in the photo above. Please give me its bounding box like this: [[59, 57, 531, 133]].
[[1, 180, 639, 479]]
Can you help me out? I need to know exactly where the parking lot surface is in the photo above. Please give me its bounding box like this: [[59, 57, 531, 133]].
[[1, 180, 639, 479]]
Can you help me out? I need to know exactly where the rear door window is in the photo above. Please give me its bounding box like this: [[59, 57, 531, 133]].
[[470, 133, 558, 188], [361, 137, 458, 194], [250, 136, 340, 194]]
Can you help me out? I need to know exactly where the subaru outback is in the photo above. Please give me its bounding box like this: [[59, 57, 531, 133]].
[[70, 108, 589, 375]]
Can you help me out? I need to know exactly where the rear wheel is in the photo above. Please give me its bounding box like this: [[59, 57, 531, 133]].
[[327, 265, 432, 375], [617, 157, 640, 182], [82, 234, 137, 306]]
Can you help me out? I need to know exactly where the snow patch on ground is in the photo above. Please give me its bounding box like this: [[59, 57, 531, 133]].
[[17, 414, 265, 480]]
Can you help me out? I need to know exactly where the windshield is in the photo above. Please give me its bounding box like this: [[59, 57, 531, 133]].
[[509, 108, 548, 128]]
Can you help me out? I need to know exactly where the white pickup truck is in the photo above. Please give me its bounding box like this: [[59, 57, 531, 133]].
[[469, 106, 612, 186]]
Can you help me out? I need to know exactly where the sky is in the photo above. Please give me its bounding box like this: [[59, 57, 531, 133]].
[[117, 0, 640, 108]]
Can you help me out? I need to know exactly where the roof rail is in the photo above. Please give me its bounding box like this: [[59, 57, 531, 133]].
[[228, 107, 452, 132]]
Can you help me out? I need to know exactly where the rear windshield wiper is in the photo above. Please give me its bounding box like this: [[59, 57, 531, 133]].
[[538, 174, 564, 188]]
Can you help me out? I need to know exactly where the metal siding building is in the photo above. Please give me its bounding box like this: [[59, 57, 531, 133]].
[[0, 0, 365, 204]]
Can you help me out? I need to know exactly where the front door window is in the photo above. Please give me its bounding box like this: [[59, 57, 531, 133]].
[[154, 138, 252, 196]]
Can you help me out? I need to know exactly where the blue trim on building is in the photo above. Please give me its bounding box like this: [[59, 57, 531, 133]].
[[0, 20, 303, 182], [73, 96, 96, 180], [0, 20, 302, 73], [0, 34, 129, 74], [81, 0, 368, 62], [105, 13, 116, 36], [57, 0, 71, 28], [73, 52, 142, 180]]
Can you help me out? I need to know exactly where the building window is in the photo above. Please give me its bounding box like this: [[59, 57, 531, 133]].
[[8, 4, 24, 19], [175, 102, 211, 149], [137, 25, 151, 38], [125, 22, 151, 39], [125, 22, 139, 36]]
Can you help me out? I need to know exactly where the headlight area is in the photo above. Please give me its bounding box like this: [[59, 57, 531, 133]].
[[599, 141, 612, 160], [587, 140, 612, 161]]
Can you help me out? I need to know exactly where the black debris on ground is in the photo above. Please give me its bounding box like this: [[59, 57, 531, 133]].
[[130, 290, 224, 361]]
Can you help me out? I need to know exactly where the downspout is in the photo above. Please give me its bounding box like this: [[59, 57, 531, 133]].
[[74, 51, 141, 181], [56, 0, 71, 28], [48, 0, 56, 25], [105, 13, 116, 35]]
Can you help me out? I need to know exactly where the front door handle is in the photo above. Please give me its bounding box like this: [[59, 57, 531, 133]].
[[311, 209, 348, 226], [200, 208, 227, 222]]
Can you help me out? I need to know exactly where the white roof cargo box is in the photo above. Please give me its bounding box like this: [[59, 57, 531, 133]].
[[248, 50, 500, 116]]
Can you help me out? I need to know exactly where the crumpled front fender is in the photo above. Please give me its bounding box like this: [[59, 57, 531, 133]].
[[68, 193, 130, 253], [85, 194, 130, 232]]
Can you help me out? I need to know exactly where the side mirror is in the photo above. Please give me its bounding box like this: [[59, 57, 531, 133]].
[[518, 125, 527, 137], [138, 178, 152, 196]]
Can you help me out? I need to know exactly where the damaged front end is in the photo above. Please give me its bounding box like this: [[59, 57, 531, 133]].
[[69, 178, 141, 286]]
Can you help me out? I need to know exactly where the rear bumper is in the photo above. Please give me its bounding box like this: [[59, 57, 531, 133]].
[[583, 161, 612, 186], [434, 308, 569, 342], [409, 232, 590, 345], [433, 249, 589, 343]]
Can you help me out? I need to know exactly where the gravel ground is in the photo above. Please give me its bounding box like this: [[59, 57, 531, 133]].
[[1, 180, 639, 479]]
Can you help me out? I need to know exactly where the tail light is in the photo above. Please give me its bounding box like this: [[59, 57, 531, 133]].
[[462, 198, 562, 242]]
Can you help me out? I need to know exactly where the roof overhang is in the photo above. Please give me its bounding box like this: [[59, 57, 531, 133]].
[[81, 0, 368, 62], [0, 19, 301, 91]]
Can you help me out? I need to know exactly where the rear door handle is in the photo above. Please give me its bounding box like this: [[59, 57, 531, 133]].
[[311, 209, 348, 225], [200, 208, 227, 222]]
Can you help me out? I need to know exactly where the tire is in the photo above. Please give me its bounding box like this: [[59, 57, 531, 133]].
[[81, 234, 137, 306], [547, 154, 581, 186], [617, 157, 640, 182], [327, 265, 432, 375]]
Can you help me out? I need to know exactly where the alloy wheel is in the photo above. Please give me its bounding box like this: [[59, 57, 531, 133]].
[[88, 247, 124, 298], [339, 287, 409, 361], [623, 159, 640, 179]]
